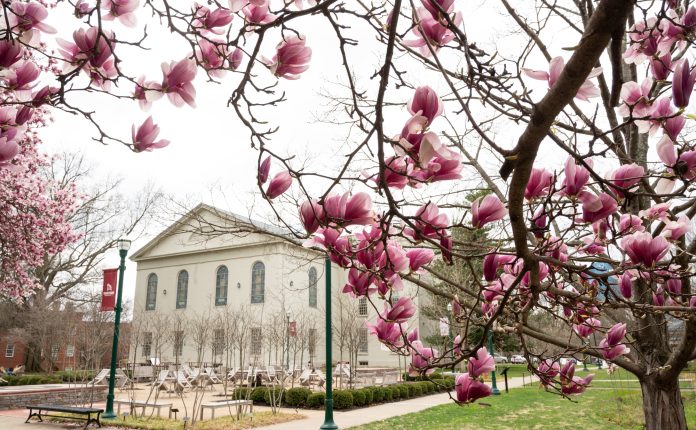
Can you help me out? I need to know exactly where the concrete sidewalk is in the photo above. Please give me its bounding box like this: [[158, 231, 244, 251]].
[[0, 375, 536, 430]]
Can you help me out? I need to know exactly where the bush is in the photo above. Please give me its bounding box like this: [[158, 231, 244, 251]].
[[285, 387, 312, 407], [232, 387, 250, 398], [370, 386, 385, 403], [410, 383, 423, 397], [332, 390, 354, 409], [350, 389, 366, 407], [389, 385, 400, 400], [250, 386, 268, 403], [397, 384, 409, 399], [420, 381, 433, 394], [264, 386, 285, 405], [307, 392, 325, 408], [361, 388, 374, 405]]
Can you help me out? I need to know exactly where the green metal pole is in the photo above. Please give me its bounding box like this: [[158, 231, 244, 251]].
[[103, 249, 127, 419], [487, 329, 501, 395], [319, 256, 338, 430], [286, 314, 290, 370]]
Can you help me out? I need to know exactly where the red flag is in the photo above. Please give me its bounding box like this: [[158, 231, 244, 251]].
[[101, 268, 119, 311], [289, 321, 297, 337]]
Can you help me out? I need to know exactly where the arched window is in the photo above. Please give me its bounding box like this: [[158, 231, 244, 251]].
[[308, 267, 317, 308], [216, 266, 228, 306], [176, 271, 188, 309], [251, 261, 265, 304], [146, 273, 157, 310]]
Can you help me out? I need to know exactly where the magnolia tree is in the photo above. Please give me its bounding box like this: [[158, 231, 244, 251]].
[[1, 0, 696, 428]]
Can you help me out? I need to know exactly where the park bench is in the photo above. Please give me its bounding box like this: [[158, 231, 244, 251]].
[[199, 399, 253, 420], [113, 400, 173, 417], [25, 404, 103, 430]]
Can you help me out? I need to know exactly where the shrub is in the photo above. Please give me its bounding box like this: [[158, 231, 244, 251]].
[[332, 390, 354, 409], [361, 388, 373, 405], [233, 387, 250, 398], [410, 383, 423, 397], [389, 385, 401, 400], [443, 377, 456, 389], [250, 386, 268, 403], [350, 389, 366, 407], [285, 387, 312, 407], [370, 386, 385, 403], [307, 392, 325, 408], [420, 381, 433, 394], [263, 386, 285, 405], [397, 384, 409, 399]]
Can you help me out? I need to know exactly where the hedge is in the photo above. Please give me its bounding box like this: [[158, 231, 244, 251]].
[[350, 389, 366, 407], [361, 388, 374, 405], [397, 384, 409, 399], [285, 387, 312, 407], [232, 387, 250, 398], [389, 385, 401, 400], [307, 392, 325, 408], [383, 386, 393, 401], [0, 370, 99, 386], [333, 390, 354, 410], [370, 386, 385, 402], [250, 387, 268, 403]]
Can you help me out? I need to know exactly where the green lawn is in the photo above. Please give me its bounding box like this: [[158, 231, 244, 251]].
[[350, 387, 696, 430]]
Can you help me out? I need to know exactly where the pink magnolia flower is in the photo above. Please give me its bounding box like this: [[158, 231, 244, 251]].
[[639, 202, 670, 221], [0, 40, 23, 69], [304, 227, 352, 267], [522, 56, 602, 101], [455, 373, 492, 403], [524, 168, 554, 200], [243, 3, 275, 25], [160, 59, 197, 107], [607, 164, 644, 196], [102, 0, 139, 27], [230, 47, 243, 71], [617, 78, 653, 119], [293, 0, 317, 9], [132, 116, 170, 152], [406, 248, 435, 272], [264, 171, 292, 199], [383, 296, 416, 323], [621, 232, 669, 267], [672, 59, 696, 108], [4, 61, 40, 94], [367, 319, 404, 348], [409, 340, 437, 376], [258, 155, 271, 184], [408, 327, 419, 343], [560, 157, 591, 197], [74, 0, 92, 18], [580, 192, 617, 224], [421, 151, 463, 182], [299, 199, 324, 234], [0, 138, 19, 165], [678, 150, 696, 179], [467, 347, 495, 378], [9, 1, 57, 40], [342, 267, 376, 297], [538, 359, 560, 384], [408, 86, 443, 125], [404, 9, 461, 57], [366, 156, 412, 189], [30, 85, 59, 107], [377, 241, 410, 275], [650, 54, 672, 81], [420, 0, 455, 21], [193, 4, 232, 34], [14, 106, 33, 125], [561, 374, 594, 395], [57, 27, 117, 89], [653, 286, 666, 306], [643, 97, 676, 135], [664, 215, 690, 240], [573, 317, 601, 338], [471, 194, 506, 228], [619, 272, 633, 299], [132, 77, 162, 111], [266, 36, 311, 80], [196, 39, 231, 78], [666, 278, 682, 296], [664, 115, 685, 141], [405, 202, 449, 241], [322, 192, 375, 226], [599, 323, 629, 361], [483, 253, 516, 282]]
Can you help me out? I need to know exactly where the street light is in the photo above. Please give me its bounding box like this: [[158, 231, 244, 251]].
[[319, 256, 338, 430], [103, 239, 131, 419], [286, 312, 291, 370], [486, 328, 501, 395]]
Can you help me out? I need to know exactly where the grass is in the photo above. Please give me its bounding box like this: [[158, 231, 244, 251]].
[[50, 411, 304, 430], [350, 387, 696, 430]]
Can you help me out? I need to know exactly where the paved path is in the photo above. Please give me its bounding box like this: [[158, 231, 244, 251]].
[[0, 375, 537, 430]]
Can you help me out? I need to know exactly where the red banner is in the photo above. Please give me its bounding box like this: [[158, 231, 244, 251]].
[[289, 321, 297, 337], [101, 268, 119, 311]]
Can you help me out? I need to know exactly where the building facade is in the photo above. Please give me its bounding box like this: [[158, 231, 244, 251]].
[[129, 204, 436, 370]]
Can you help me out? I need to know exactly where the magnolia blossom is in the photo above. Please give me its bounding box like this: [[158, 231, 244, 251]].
[[664, 216, 690, 240], [619, 272, 633, 299], [471, 194, 506, 228], [573, 317, 601, 338], [342, 267, 376, 297], [618, 78, 653, 118], [323, 192, 374, 226], [580, 192, 617, 224], [299, 199, 324, 234], [192, 4, 233, 33], [9, 1, 57, 43], [538, 359, 560, 385], [607, 164, 645, 196], [409, 341, 437, 376], [102, 0, 139, 27], [243, 3, 275, 25], [258, 155, 271, 184], [132, 117, 169, 152], [406, 248, 435, 272], [0, 41, 23, 69], [366, 319, 404, 348], [455, 373, 492, 403], [407, 86, 443, 125], [266, 36, 312, 79], [160, 59, 197, 107], [524, 168, 554, 200], [560, 157, 591, 197], [467, 347, 495, 378], [264, 171, 292, 199], [383, 296, 416, 323], [619, 214, 645, 234], [405, 202, 449, 241], [672, 59, 696, 108], [599, 323, 630, 361], [483, 253, 516, 282], [621, 232, 670, 267], [404, 8, 461, 56], [522, 56, 602, 101]]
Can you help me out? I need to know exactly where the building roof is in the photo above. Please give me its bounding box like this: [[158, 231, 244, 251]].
[[129, 203, 302, 262]]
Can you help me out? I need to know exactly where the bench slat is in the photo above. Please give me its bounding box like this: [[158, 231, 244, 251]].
[[26, 405, 103, 413]]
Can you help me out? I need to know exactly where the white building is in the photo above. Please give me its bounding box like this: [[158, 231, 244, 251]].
[[129, 203, 436, 370]]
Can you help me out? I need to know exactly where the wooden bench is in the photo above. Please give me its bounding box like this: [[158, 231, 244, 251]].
[[25, 404, 103, 430], [199, 399, 253, 420], [113, 400, 173, 418]]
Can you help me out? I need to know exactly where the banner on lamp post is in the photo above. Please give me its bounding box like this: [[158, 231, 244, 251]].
[[289, 321, 297, 337], [439, 317, 450, 337], [101, 268, 119, 311]]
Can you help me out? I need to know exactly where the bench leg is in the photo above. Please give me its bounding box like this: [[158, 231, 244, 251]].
[[25, 409, 41, 423]]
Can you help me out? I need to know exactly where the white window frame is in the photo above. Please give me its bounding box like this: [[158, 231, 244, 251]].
[[5, 343, 14, 358]]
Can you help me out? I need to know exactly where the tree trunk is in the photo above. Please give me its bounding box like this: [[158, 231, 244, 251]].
[[640, 376, 687, 430]]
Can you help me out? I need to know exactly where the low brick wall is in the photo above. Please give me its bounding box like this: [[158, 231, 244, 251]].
[[0, 385, 106, 410]]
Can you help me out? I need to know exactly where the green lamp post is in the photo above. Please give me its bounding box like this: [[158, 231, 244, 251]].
[[103, 238, 131, 419], [486, 329, 501, 395], [319, 256, 338, 430]]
